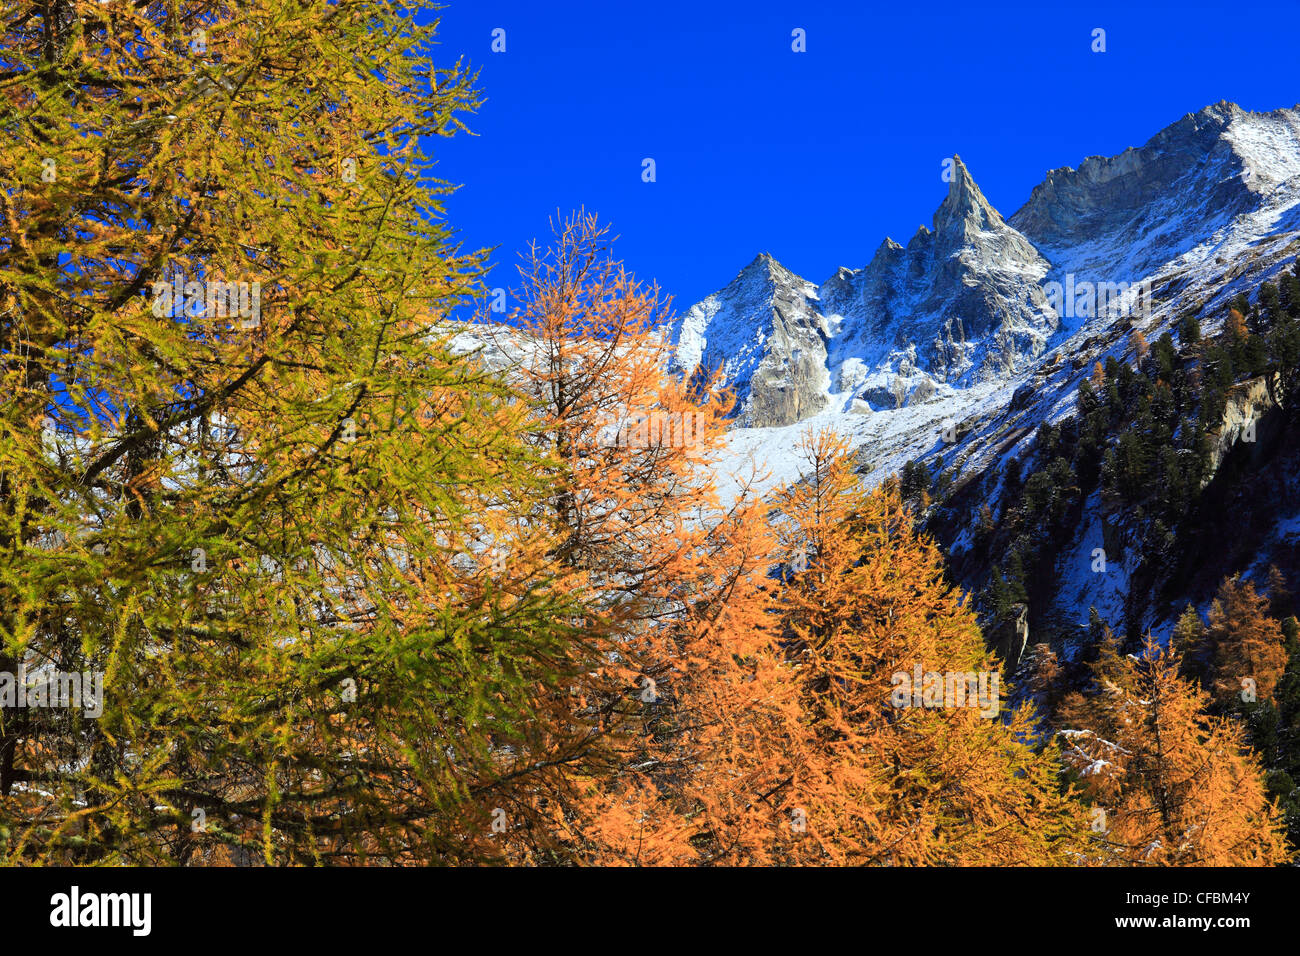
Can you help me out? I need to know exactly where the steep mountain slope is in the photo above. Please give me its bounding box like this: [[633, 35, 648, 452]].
[[672, 157, 1056, 422], [1010, 101, 1300, 293], [676, 103, 1300, 430], [699, 101, 1300, 647], [671, 254, 828, 427]]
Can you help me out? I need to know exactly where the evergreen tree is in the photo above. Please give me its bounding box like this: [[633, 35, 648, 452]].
[[1268, 565, 1295, 620], [1173, 604, 1210, 686], [899, 459, 931, 509], [1152, 332, 1178, 381]]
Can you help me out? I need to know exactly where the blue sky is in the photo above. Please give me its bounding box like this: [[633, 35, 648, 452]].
[[424, 0, 1300, 311]]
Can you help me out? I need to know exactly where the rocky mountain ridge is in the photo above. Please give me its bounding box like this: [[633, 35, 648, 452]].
[[673, 101, 1300, 430], [694, 101, 1300, 641]]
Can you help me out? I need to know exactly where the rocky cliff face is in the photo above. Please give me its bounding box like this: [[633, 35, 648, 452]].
[[672, 253, 829, 427], [1203, 374, 1284, 484], [822, 156, 1055, 394], [673, 157, 1056, 423], [1009, 102, 1300, 286]]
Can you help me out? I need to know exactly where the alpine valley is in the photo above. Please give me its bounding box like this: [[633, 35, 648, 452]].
[[668, 100, 1300, 672]]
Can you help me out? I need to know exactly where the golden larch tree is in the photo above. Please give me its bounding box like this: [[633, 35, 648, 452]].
[[1057, 634, 1290, 866], [755, 430, 1089, 865]]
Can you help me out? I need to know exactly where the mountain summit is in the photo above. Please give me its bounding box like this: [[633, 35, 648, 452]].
[[932, 155, 1004, 239], [671, 252, 828, 427], [821, 154, 1053, 403]]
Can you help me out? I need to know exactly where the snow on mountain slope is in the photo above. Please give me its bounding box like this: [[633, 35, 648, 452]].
[[1005, 102, 1300, 346], [821, 156, 1055, 394], [1010, 103, 1260, 286], [712, 378, 1012, 505], [672, 157, 1057, 428], [671, 253, 829, 427], [682, 104, 1300, 441], [696, 106, 1300, 642]]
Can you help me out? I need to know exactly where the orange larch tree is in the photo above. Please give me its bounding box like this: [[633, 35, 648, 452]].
[[1057, 633, 1291, 866], [460, 212, 792, 864], [1205, 575, 1289, 709], [756, 429, 1089, 865]]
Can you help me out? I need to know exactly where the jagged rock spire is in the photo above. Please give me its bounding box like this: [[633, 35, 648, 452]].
[[934, 155, 1004, 238]]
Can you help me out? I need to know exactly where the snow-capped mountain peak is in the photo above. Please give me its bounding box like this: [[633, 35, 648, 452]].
[[674, 156, 1055, 425], [672, 103, 1300, 434], [670, 252, 828, 427], [933, 154, 1003, 240]]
